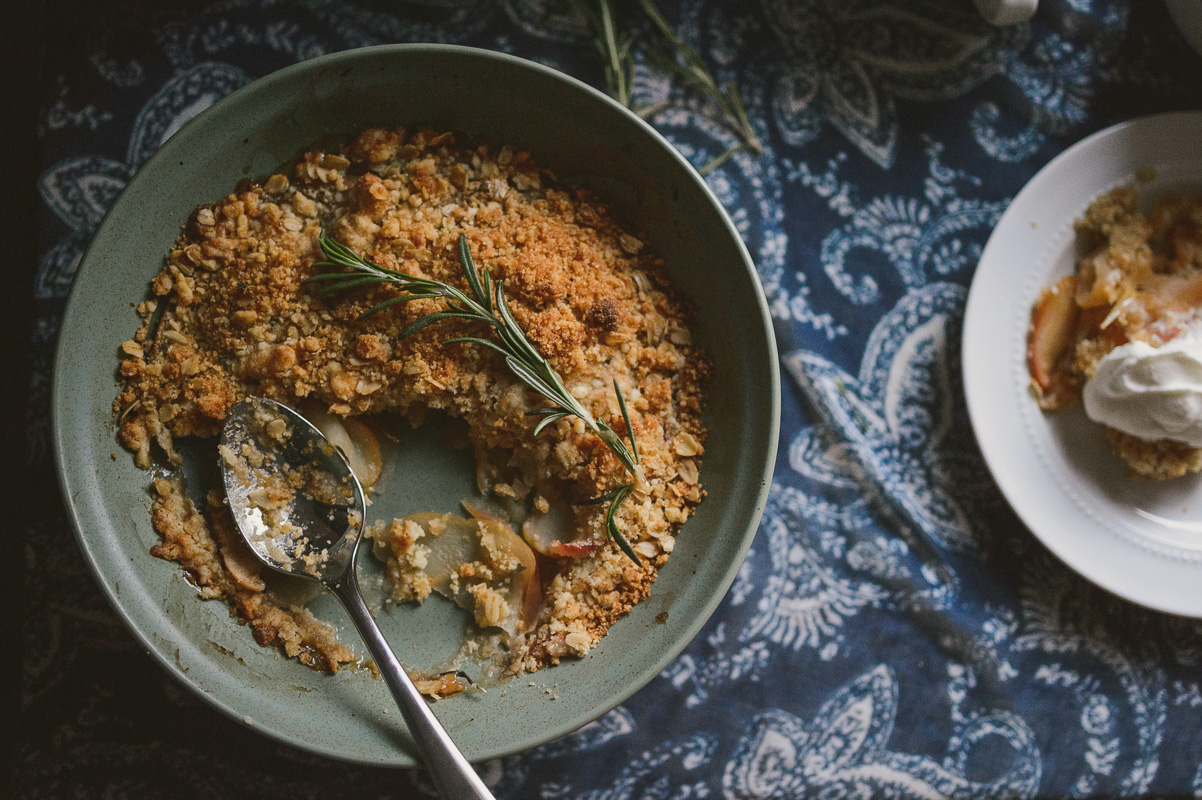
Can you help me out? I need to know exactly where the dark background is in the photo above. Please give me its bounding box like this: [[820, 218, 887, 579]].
[[4, 0, 45, 795], [10, 1, 1202, 797]]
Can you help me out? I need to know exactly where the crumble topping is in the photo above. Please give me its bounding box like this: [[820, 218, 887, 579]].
[[115, 126, 710, 683]]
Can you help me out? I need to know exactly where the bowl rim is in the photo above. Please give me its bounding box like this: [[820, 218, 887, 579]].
[[52, 42, 780, 766]]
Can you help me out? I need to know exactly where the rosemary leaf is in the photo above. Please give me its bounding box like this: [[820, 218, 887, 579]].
[[634, 100, 671, 120], [596, 0, 635, 108], [595, 421, 639, 476], [727, 79, 759, 145], [505, 356, 568, 410], [318, 275, 388, 294], [698, 142, 750, 176], [493, 282, 545, 367], [578, 0, 638, 109], [358, 295, 427, 319], [533, 411, 571, 437], [614, 379, 639, 463], [526, 407, 566, 417], [442, 336, 512, 359], [638, 0, 712, 89], [367, 293, 440, 306], [458, 235, 490, 310], [606, 485, 641, 564], [395, 310, 480, 338], [481, 271, 494, 312], [302, 271, 367, 283]]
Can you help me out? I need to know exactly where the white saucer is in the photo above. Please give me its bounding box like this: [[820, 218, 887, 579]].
[[963, 111, 1202, 617]]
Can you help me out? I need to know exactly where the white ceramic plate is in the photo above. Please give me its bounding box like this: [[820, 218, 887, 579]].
[[964, 111, 1202, 616]]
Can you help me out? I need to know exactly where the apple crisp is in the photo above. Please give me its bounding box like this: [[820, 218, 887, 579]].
[[1027, 187, 1202, 478], [114, 127, 709, 682]]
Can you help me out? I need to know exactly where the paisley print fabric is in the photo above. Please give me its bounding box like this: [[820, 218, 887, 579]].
[[22, 0, 1202, 796]]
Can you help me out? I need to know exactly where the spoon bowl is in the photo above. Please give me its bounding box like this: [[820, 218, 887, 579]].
[[218, 397, 495, 800], [220, 398, 365, 582]]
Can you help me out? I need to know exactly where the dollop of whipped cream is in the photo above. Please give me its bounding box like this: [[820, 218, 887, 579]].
[[1083, 338, 1202, 446]]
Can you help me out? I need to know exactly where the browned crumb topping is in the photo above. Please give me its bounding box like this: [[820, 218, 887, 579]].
[[116, 127, 709, 678], [1106, 428, 1202, 480], [150, 477, 356, 671], [1027, 187, 1202, 478]]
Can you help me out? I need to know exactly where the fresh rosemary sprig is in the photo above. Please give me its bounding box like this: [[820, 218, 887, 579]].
[[306, 233, 646, 565], [581, 0, 635, 109], [576, 0, 669, 120], [635, 0, 763, 174]]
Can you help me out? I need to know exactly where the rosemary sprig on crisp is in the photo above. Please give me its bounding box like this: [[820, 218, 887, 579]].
[[306, 233, 646, 564], [635, 0, 763, 174]]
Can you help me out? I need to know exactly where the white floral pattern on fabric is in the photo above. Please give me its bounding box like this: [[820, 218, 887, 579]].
[[723, 665, 1040, 799], [762, 0, 1021, 168], [970, 2, 1128, 161], [785, 282, 987, 554]]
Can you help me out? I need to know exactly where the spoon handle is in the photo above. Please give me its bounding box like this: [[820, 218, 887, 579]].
[[331, 572, 495, 800]]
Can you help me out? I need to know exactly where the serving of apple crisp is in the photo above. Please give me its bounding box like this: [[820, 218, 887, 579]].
[[1027, 187, 1202, 479], [114, 126, 709, 686]]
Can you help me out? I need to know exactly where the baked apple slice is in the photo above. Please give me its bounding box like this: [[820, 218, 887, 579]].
[[401, 512, 540, 636], [1028, 275, 1079, 408], [304, 408, 383, 490]]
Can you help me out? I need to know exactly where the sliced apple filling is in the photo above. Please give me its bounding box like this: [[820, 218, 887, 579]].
[[368, 512, 541, 639], [1026, 187, 1202, 478]]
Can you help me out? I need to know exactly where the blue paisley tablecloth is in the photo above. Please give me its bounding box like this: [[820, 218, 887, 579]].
[[24, 0, 1202, 796]]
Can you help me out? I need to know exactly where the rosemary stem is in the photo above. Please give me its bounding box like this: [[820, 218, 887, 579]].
[[699, 142, 749, 176], [635, 0, 763, 165], [599, 0, 630, 107]]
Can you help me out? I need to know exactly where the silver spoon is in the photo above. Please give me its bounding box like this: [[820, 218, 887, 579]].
[[220, 397, 495, 800]]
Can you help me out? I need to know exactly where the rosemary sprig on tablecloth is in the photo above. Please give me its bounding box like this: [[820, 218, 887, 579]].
[[582, 0, 636, 109], [636, 0, 763, 174], [306, 234, 645, 564], [580, 0, 762, 175], [579, 0, 669, 121]]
